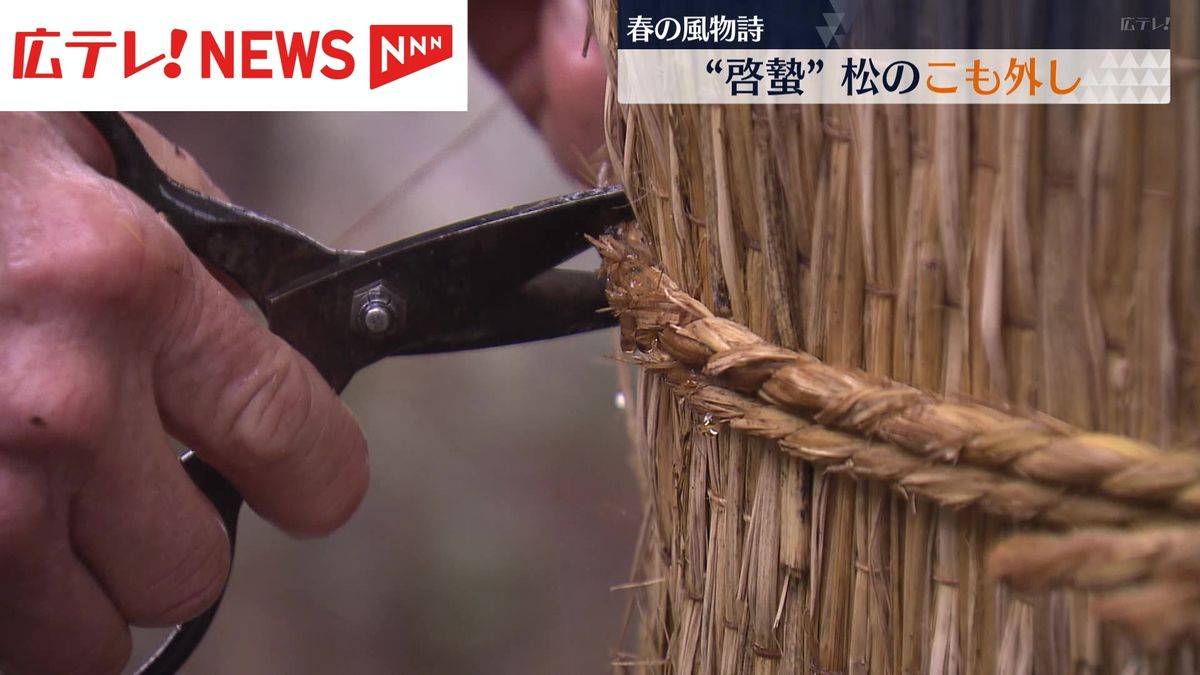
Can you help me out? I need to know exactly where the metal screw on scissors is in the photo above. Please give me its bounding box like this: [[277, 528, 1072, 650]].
[[361, 302, 393, 334], [353, 281, 404, 336], [81, 112, 632, 675]]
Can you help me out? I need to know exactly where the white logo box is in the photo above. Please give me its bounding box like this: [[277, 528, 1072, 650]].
[[0, 0, 467, 111]]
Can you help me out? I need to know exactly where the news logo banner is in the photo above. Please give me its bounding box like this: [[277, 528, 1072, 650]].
[[617, 0, 1172, 105], [0, 0, 466, 111]]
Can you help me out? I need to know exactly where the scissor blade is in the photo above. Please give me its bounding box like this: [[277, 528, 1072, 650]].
[[309, 184, 632, 294], [265, 186, 632, 391], [393, 269, 616, 355]]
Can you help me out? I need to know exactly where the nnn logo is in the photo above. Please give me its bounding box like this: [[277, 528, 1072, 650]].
[[369, 25, 452, 89]]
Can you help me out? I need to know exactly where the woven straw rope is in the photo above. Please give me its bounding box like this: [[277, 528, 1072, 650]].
[[596, 223, 1200, 649], [593, 0, 1200, 667]]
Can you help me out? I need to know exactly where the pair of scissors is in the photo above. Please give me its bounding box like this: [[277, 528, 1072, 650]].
[[82, 112, 632, 674]]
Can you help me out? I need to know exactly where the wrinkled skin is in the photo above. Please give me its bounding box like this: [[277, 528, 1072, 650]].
[[0, 1, 606, 673]]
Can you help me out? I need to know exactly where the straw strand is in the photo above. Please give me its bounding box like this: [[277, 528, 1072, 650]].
[[596, 225, 1200, 521]]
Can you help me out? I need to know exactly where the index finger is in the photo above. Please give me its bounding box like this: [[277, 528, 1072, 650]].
[[149, 227, 371, 536]]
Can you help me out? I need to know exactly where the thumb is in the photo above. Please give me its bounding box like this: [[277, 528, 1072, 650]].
[[42, 112, 227, 200], [539, 0, 608, 177]]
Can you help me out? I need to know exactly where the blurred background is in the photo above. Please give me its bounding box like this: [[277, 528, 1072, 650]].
[[130, 51, 640, 674]]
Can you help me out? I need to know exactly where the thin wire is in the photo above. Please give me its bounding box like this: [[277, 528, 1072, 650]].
[[334, 100, 506, 246]]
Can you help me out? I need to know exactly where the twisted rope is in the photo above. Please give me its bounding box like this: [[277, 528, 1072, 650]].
[[595, 225, 1200, 523], [989, 527, 1200, 650]]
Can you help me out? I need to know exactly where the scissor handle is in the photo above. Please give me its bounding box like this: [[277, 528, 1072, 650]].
[[81, 112, 342, 312], [134, 453, 242, 675]]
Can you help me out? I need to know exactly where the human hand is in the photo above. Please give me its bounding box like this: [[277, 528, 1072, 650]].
[[0, 112, 369, 675], [471, 0, 609, 177]]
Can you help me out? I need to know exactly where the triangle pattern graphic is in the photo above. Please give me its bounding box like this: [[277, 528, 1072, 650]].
[[1100, 70, 1119, 86], [824, 12, 845, 29], [816, 25, 835, 47], [1142, 69, 1159, 86], [1120, 51, 1140, 69], [1120, 69, 1141, 87], [1141, 52, 1159, 69], [1142, 88, 1159, 104], [1100, 51, 1119, 69], [1121, 88, 1140, 104]]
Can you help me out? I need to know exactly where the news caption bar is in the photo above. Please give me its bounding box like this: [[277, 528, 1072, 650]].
[[0, 0, 467, 111], [617, 0, 1172, 105]]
